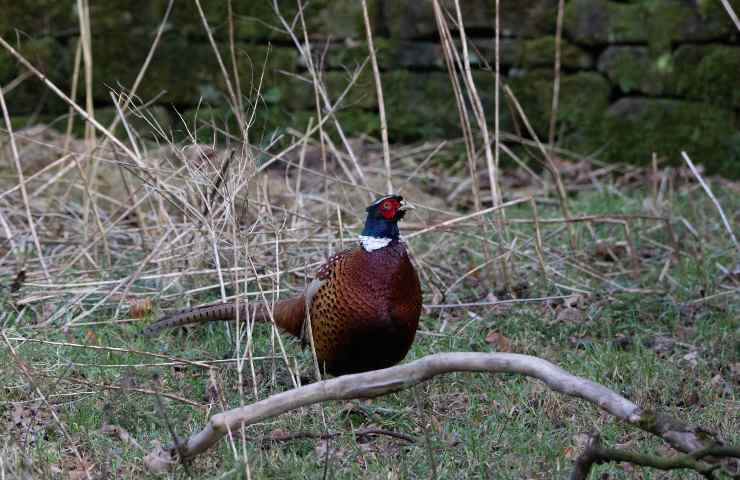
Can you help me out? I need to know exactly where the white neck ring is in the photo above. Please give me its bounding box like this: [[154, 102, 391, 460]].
[[358, 235, 392, 252]]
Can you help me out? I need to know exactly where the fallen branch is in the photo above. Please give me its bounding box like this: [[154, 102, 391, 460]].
[[143, 352, 734, 469], [571, 434, 740, 480]]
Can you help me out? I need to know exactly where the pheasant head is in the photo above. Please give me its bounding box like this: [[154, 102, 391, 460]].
[[359, 194, 412, 251]]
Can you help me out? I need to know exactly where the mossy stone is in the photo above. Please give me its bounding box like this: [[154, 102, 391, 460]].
[[565, 0, 738, 49], [597, 46, 673, 96], [88, 33, 298, 108], [507, 71, 611, 138], [518, 36, 593, 70], [381, 0, 556, 40], [588, 98, 739, 178], [382, 70, 462, 141], [673, 45, 740, 109], [564, 0, 645, 46]]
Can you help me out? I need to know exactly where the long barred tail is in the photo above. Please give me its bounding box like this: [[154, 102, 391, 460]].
[[142, 296, 306, 338], [142, 302, 252, 336]]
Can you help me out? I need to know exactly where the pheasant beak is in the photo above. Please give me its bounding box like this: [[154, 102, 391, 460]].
[[398, 200, 414, 211]]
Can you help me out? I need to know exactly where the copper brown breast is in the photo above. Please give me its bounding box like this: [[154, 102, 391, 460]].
[[309, 240, 421, 375]]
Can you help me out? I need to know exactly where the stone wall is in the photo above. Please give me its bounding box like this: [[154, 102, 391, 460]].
[[1, 0, 739, 177]]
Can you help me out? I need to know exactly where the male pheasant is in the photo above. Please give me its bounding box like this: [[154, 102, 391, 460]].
[[144, 195, 422, 376]]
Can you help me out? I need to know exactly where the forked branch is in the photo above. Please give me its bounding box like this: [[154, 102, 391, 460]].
[[145, 352, 735, 474]]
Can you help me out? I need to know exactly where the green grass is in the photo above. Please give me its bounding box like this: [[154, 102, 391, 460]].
[[1, 186, 738, 479]]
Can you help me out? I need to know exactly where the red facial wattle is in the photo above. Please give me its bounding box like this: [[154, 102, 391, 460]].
[[380, 199, 400, 219]]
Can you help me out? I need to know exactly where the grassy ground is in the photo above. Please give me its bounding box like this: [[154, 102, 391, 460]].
[[1, 179, 737, 479]]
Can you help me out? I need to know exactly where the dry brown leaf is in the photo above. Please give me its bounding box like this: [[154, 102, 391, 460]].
[[563, 446, 576, 460], [83, 330, 98, 345], [269, 428, 291, 441], [556, 307, 585, 324], [129, 298, 153, 318], [484, 331, 511, 352], [594, 242, 628, 261]]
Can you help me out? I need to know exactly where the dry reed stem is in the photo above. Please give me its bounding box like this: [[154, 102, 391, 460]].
[[432, 1, 505, 293], [452, 0, 513, 291], [548, 0, 565, 147], [452, 0, 502, 211], [720, 0, 740, 31], [432, 1, 481, 213], [361, 0, 393, 195], [494, 0, 501, 172], [681, 151, 739, 254], [503, 85, 576, 247], [529, 198, 549, 281], [0, 86, 50, 280], [194, 0, 245, 130], [0, 36, 138, 161], [64, 38, 82, 152], [6, 336, 214, 369], [37, 372, 204, 409], [406, 197, 530, 239], [75, 0, 111, 268]]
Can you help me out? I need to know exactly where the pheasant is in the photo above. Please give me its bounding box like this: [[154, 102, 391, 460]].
[[144, 194, 422, 376]]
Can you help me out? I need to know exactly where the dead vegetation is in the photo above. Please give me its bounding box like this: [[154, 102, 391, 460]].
[[1, 1, 739, 478]]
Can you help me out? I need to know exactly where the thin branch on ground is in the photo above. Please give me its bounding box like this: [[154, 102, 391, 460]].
[[571, 433, 740, 480]]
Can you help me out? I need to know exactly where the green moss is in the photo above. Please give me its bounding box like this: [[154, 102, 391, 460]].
[[598, 47, 673, 95], [382, 70, 462, 141], [565, 0, 737, 49], [507, 71, 610, 138], [87, 33, 298, 108], [564, 0, 645, 46], [674, 45, 740, 109], [575, 98, 740, 179], [518, 36, 593, 70]]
